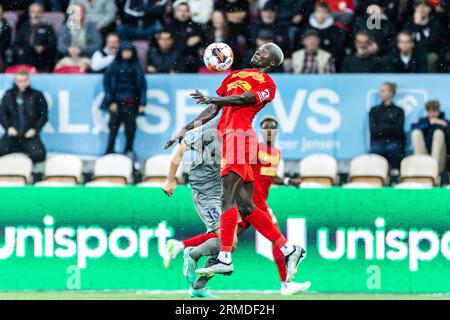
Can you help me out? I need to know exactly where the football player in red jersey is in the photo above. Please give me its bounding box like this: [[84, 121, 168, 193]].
[[165, 43, 305, 280], [237, 116, 310, 295]]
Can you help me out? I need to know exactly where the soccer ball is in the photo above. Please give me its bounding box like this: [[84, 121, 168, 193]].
[[203, 43, 234, 72]]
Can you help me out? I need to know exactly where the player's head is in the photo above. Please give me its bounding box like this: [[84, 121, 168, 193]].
[[250, 43, 284, 72], [260, 116, 278, 145]]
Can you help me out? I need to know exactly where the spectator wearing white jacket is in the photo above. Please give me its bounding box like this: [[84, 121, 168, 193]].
[[90, 33, 120, 73], [69, 0, 117, 32]]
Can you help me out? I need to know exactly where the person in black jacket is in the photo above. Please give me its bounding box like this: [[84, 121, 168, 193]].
[[102, 42, 147, 156], [117, 0, 165, 41], [383, 31, 428, 73], [146, 29, 179, 73], [411, 100, 449, 173], [13, 3, 57, 72], [369, 82, 405, 170], [0, 70, 48, 163], [166, 2, 204, 72]]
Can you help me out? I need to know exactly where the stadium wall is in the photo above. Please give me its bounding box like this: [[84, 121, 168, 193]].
[[0, 187, 449, 293], [0, 74, 448, 160]]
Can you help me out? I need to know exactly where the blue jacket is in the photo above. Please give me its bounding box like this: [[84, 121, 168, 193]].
[[411, 112, 449, 152], [102, 42, 147, 110]]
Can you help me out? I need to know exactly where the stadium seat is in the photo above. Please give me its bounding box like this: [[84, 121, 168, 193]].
[[343, 154, 389, 188], [396, 155, 439, 189], [132, 40, 149, 71], [35, 154, 83, 186], [85, 154, 133, 186], [138, 154, 183, 187], [85, 180, 124, 188], [4, 64, 38, 74], [42, 12, 65, 38], [0, 153, 33, 186], [299, 154, 337, 187], [53, 66, 86, 74]]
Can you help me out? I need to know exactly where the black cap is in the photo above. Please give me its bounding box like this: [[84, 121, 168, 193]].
[[262, 0, 276, 11], [302, 29, 320, 39]]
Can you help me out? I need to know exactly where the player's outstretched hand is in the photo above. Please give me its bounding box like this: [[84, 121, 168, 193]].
[[190, 89, 212, 105], [164, 128, 186, 149], [163, 179, 176, 197]]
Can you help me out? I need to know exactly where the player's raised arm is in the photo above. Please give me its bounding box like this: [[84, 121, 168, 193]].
[[163, 141, 188, 196], [190, 89, 257, 107], [164, 104, 221, 149]]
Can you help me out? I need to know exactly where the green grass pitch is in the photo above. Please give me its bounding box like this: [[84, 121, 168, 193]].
[[0, 291, 449, 300]]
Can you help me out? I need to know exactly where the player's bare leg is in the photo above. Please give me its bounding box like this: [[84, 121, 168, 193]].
[[237, 182, 306, 282]]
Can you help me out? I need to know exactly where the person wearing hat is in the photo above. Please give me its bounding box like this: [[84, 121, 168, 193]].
[[289, 29, 335, 73], [102, 42, 147, 157]]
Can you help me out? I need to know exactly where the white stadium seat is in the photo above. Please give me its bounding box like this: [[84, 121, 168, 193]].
[[38, 154, 83, 185], [396, 155, 438, 188], [86, 154, 133, 186], [0, 153, 33, 186], [35, 180, 78, 187], [85, 181, 125, 188], [138, 154, 183, 187], [344, 154, 389, 188], [299, 154, 337, 187]]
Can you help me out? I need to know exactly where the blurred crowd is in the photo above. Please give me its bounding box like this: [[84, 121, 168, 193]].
[[0, 0, 450, 74]]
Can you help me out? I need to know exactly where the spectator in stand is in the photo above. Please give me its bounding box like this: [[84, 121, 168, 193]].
[[411, 100, 449, 173], [206, 10, 233, 45], [250, 1, 288, 53], [102, 42, 146, 157], [206, 10, 240, 69], [183, 0, 214, 26], [90, 32, 120, 73], [353, 3, 396, 56], [273, 0, 313, 43], [321, 0, 354, 31], [35, 0, 69, 11], [167, 1, 204, 72], [13, 3, 57, 72], [57, 3, 102, 71], [117, 0, 166, 41], [214, 0, 250, 42], [369, 82, 405, 170], [383, 31, 428, 73], [289, 29, 335, 74], [404, 0, 447, 72], [341, 32, 382, 73], [303, 1, 347, 69], [0, 70, 47, 163], [0, 5, 11, 72], [69, 0, 117, 36], [146, 29, 179, 73]]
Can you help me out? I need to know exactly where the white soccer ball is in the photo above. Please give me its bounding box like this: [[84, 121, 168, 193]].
[[203, 42, 234, 72]]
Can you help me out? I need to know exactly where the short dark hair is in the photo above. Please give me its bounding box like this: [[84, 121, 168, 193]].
[[383, 82, 397, 96], [426, 100, 440, 111], [260, 115, 279, 128], [158, 29, 173, 38], [315, 1, 331, 11]]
